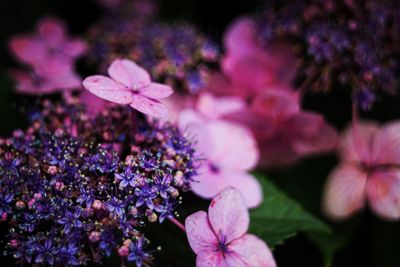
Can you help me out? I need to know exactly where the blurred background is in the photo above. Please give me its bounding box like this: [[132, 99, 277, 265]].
[[0, 1, 399, 266]]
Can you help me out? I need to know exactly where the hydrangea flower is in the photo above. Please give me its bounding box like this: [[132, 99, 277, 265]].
[[83, 58, 173, 118], [0, 98, 198, 266], [323, 121, 400, 220], [8, 17, 86, 94], [206, 17, 338, 167], [185, 187, 276, 267], [87, 1, 219, 94], [179, 95, 262, 208], [257, 0, 400, 108]]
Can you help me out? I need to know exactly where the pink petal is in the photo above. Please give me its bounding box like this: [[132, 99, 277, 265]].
[[340, 121, 379, 164], [208, 187, 249, 243], [139, 83, 173, 99], [37, 17, 66, 48], [223, 171, 263, 208], [9, 70, 53, 94], [79, 90, 109, 117], [82, 75, 133, 104], [206, 121, 259, 171], [367, 170, 400, 220], [289, 112, 338, 155], [185, 211, 218, 255], [130, 94, 169, 119], [196, 92, 245, 120], [191, 169, 262, 208], [223, 17, 258, 61], [371, 121, 400, 165], [64, 39, 87, 58], [252, 87, 300, 121], [323, 164, 367, 220], [9, 36, 47, 66], [190, 167, 229, 199], [229, 234, 276, 267], [196, 251, 227, 267], [51, 70, 82, 90], [108, 59, 151, 89]]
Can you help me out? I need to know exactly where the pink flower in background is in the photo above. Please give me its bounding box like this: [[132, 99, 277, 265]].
[[218, 17, 299, 98], [8, 17, 86, 94], [185, 187, 276, 267], [205, 16, 337, 167], [83, 59, 173, 119], [179, 104, 262, 208], [323, 121, 400, 221], [9, 17, 86, 67], [226, 87, 338, 167]]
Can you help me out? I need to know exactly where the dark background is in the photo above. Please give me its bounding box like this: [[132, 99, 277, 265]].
[[0, 0, 399, 266]]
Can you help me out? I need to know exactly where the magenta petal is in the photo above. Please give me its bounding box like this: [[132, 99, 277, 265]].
[[37, 17, 66, 48], [229, 234, 276, 267], [9, 36, 47, 67], [208, 187, 249, 243], [185, 211, 218, 255]]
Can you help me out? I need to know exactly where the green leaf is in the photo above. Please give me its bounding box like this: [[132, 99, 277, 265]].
[[249, 175, 331, 247]]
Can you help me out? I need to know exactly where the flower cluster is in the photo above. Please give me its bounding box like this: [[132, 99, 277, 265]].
[[257, 0, 400, 109], [0, 99, 198, 266], [87, 1, 219, 94]]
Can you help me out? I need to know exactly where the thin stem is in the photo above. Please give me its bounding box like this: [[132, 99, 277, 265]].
[[169, 217, 186, 232]]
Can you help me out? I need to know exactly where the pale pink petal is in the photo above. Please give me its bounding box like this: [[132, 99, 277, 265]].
[[367, 170, 400, 220], [223, 171, 263, 208], [229, 234, 276, 267], [196, 92, 245, 120], [185, 211, 218, 255], [178, 109, 206, 131], [196, 251, 227, 267], [323, 164, 367, 220], [371, 121, 400, 165], [340, 121, 379, 163], [9, 36, 47, 66], [191, 168, 262, 208], [178, 116, 213, 157], [208, 187, 249, 243], [37, 17, 66, 48], [190, 167, 229, 199], [139, 83, 173, 99], [82, 75, 133, 104], [206, 121, 259, 171], [130, 94, 168, 119], [108, 59, 151, 89]]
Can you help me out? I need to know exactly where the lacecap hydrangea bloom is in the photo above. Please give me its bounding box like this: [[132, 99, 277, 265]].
[[86, 0, 219, 94], [257, 0, 400, 110], [0, 98, 198, 266]]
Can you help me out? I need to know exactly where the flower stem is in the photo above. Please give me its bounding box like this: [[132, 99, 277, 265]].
[[169, 217, 186, 232]]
